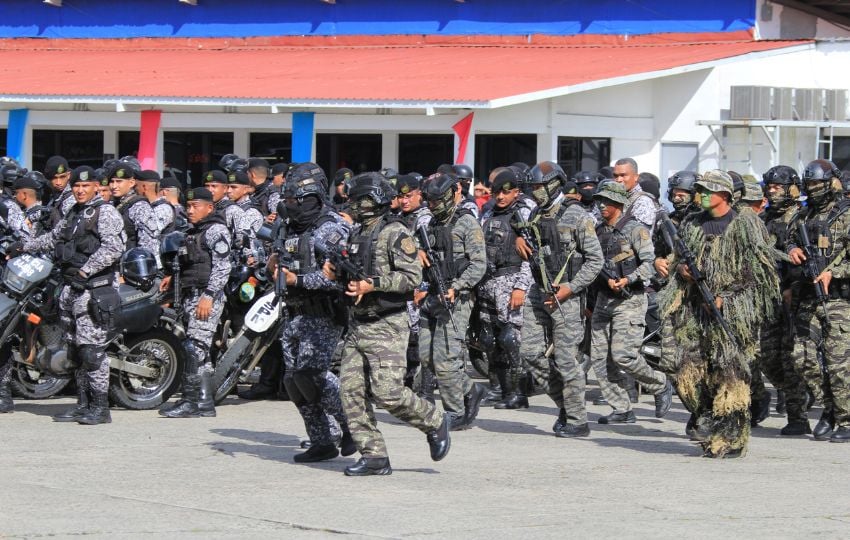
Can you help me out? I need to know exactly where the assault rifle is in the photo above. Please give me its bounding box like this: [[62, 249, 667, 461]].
[[657, 210, 739, 345], [797, 218, 830, 324], [516, 223, 569, 326], [318, 240, 371, 285], [416, 225, 460, 336]]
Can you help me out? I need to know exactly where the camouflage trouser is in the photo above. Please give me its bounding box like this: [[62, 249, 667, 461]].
[[477, 275, 524, 381], [0, 356, 11, 385], [519, 286, 551, 392], [790, 297, 850, 427], [755, 310, 808, 424], [590, 292, 665, 413], [182, 291, 226, 375], [538, 289, 587, 425], [282, 314, 346, 446], [340, 311, 443, 459], [60, 285, 110, 393], [419, 295, 473, 414]]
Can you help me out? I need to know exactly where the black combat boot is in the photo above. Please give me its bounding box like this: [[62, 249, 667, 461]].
[[460, 382, 487, 428], [813, 408, 835, 441], [494, 371, 529, 410], [829, 425, 850, 443], [294, 443, 339, 463], [427, 414, 452, 461], [553, 408, 567, 432], [238, 353, 281, 400], [197, 372, 216, 418], [622, 371, 639, 404], [653, 379, 674, 418], [160, 376, 201, 418], [597, 410, 636, 424], [0, 378, 14, 414], [480, 367, 503, 407], [77, 391, 112, 425], [417, 366, 437, 405], [339, 425, 357, 457], [53, 388, 90, 422], [780, 420, 811, 436], [344, 457, 392, 476], [750, 390, 772, 426], [555, 423, 590, 438]]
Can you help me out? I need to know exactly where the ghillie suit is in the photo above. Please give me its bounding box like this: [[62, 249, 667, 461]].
[[657, 210, 779, 457]]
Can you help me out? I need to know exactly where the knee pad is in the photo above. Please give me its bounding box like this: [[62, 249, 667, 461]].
[[182, 339, 207, 374], [78, 345, 104, 372], [283, 374, 307, 407], [498, 325, 520, 352], [292, 369, 324, 404], [478, 324, 496, 353]]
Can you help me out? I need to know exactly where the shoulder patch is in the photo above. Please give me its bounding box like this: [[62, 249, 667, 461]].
[[586, 219, 595, 234], [212, 235, 230, 255], [399, 235, 417, 256], [639, 228, 650, 241]]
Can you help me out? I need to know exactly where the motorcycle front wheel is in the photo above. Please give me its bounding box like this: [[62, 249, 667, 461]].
[[108, 328, 184, 410], [211, 333, 253, 405]]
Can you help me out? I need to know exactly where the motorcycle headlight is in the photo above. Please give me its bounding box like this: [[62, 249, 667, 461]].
[[2, 266, 27, 294]]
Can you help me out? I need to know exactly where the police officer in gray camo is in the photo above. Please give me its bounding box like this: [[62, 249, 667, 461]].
[[15, 166, 125, 423], [135, 169, 176, 235], [43, 155, 75, 227], [227, 170, 264, 239], [158, 187, 231, 418], [108, 163, 162, 254], [274, 165, 357, 462], [477, 167, 534, 409], [516, 162, 604, 437], [14, 172, 50, 240], [204, 170, 248, 251]]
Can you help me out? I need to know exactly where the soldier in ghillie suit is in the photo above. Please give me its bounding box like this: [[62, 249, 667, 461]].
[[658, 170, 779, 458]]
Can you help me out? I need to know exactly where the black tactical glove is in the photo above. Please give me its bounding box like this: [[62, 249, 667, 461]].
[[69, 272, 88, 293], [5, 241, 23, 259]]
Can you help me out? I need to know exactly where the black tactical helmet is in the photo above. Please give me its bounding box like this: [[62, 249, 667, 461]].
[[762, 165, 800, 186], [803, 159, 841, 182], [379, 167, 398, 179], [451, 164, 473, 181], [229, 158, 250, 173], [21, 171, 47, 195], [728, 170, 745, 198], [285, 162, 328, 197], [160, 231, 187, 270], [527, 161, 567, 207], [347, 172, 393, 220], [121, 247, 158, 292], [218, 153, 240, 172], [421, 172, 457, 220], [0, 156, 20, 169], [573, 171, 601, 186], [667, 170, 701, 201], [0, 163, 24, 186]]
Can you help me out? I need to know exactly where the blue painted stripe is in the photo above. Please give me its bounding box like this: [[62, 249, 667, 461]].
[[6, 109, 28, 164], [292, 112, 315, 163], [0, 0, 755, 38]]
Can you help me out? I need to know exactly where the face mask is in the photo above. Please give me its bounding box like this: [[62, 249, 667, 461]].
[[766, 187, 788, 206], [806, 181, 830, 207], [671, 193, 692, 211], [578, 186, 595, 203], [285, 196, 322, 229], [531, 185, 549, 206]]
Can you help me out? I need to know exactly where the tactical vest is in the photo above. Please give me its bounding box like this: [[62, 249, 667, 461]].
[[532, 200, 584, 283], [24, 204, 48, 235], [483, 205, 524, 277], [426, 208, 473, 290], [114, 194, 147, 250], [282, 212, 339, 315], [597, 216, 639, 281], [348, 214, 409, 318], [0, 198, 11, 236], [250, 182, 271, 217], [181, 213, 226, 290], [54, 201, 104, 278]]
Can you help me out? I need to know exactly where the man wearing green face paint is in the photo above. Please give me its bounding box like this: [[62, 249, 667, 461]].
[[658, 170, 780, 458]]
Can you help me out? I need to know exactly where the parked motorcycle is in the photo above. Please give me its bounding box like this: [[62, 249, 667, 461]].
[[1, 254, 184, 410]]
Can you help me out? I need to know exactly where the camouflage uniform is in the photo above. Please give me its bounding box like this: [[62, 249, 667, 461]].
[[786, 200, 850, 434], [18, 203, 49, 241], [151, 197, 175, 234], [113, 190, 161, 254], [623, 184, 658, 231], [591, 212, 666, 414], [236, 195, 264, 237], [280, 210, 351, 448], [403, 205, 433, 374], [477, 201, 533, 403], [25, 195, 125, 401], [214, 198, 246, 250], [516, 194, 603, 427], [340, 215, 444, 459], [418, 207, 486, 416], [46, 185, 75, 229]]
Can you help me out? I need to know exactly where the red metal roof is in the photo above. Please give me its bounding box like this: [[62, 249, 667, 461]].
[[0, 33, 809, 106]]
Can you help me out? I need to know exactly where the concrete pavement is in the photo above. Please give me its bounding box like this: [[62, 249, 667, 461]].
[[1, 385, 848, 539]]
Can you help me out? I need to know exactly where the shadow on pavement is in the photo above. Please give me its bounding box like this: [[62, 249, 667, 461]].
[[9, 402, 75, 417]]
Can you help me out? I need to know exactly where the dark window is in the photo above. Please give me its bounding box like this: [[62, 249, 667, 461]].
[[118, 131, 140, 160], [825, 135, 850, 171], [163, 131, 234, 189], [316, 133, 382, 179], [474, 134, 537, 184], [0, 129, 7, 157], [31, 130, 104, 173], [398, 134, 453, 176], [250, 133, 292, 166], [557, 137, 611, 178]]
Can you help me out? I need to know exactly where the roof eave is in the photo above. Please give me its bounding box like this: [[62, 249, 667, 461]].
[[487, 42, 815, 109]]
